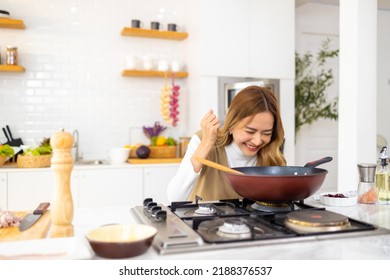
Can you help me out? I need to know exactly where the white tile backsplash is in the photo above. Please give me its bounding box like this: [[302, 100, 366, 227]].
[[0, 0, 189, 160]]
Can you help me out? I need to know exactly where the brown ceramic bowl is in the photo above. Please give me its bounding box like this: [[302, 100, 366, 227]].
[[85, 224, 157, 259]]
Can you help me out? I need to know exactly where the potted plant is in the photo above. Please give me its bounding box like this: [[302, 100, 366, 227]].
[[295, 38, 339, 135]]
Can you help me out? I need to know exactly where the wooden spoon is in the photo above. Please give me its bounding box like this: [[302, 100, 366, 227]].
[[195, 157, 244, 175]]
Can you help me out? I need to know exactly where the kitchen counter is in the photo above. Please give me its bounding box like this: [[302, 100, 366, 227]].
[[1, 198, 390, 260]]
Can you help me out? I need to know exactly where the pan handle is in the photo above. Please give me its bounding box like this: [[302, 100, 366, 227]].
[[304, 156, 333, 168]]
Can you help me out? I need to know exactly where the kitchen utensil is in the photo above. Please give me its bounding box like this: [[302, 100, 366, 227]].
[[2, 125, 23, 146], [85, 224, 157, 259], [18, 202, 50, 232], [0, 210, 51, 242], [195, 157, 244, 175], [223, 156, 333, 201], [50, 129, 74, 238]]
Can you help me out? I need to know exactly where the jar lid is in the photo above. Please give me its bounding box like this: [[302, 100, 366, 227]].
[[6, 45, 17, 49], [357, 163, 377, 182]]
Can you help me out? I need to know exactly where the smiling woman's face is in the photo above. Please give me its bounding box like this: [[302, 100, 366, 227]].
[[231, 112, 274, 156]]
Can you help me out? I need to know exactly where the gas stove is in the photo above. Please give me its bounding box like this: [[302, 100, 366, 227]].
[[131, 197, 390, 255]]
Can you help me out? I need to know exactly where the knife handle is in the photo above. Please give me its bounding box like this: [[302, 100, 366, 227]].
[[33, 202, 50, 215]]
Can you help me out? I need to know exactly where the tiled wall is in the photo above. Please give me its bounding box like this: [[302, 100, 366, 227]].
[[0, 0, 190, 160]]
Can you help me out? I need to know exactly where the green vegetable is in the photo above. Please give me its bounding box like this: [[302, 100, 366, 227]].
[[166, 137, 176, 146], [0, 144, 15, 157], [22, 138, 52, 156]]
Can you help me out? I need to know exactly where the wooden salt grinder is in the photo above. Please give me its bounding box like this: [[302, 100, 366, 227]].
[[50, 129, 74, 238]]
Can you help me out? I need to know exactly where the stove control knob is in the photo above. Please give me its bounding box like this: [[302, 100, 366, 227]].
[[150, 205, 162, 215], [154, 210, 167, 221], [146, 202, 157, 211], [143, 198, 153, 207]]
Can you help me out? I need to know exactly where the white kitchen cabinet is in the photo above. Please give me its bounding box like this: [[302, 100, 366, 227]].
[[3, 165, 177, 210], [248, 0, 294, 79], [77, 167, 143, 208], [199, 0, 249, 77], [198, 0, 294, 79], [7, 169, 55, 211], [7, 169, 78, 211], [0, 172, 7, 209], [143, 165, 179, 205]]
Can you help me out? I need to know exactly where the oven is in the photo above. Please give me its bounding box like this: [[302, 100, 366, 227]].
[[131, 197, 390, 255], [217, 77, 280, 123]]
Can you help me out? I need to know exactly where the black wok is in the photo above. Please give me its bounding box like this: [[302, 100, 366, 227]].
[[223, 156, 332, 202]]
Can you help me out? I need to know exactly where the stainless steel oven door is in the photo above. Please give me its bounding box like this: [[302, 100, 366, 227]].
[[218, 77, 280, 123]]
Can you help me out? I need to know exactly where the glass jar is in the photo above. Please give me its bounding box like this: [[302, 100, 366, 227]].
[[179, 137, 190, 158], [6, 46, 18, 65], [357, 163, 378, 204]]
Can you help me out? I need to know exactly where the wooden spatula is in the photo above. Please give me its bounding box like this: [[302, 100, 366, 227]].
[[195, 157, 244, 175]]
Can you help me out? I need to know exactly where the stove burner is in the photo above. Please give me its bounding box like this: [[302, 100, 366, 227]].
[[251, 201, 291, 212], [194, 204, 217, 215], [218, 218, 251, 235], [284, 209, 351, 233]]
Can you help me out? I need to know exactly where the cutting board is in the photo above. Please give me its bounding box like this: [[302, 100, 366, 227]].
[[128, 158, 182, 164], [0, 211, 51, 242]]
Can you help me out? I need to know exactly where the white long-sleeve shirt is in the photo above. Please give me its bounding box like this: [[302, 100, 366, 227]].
[[166, 134, 257, 202]]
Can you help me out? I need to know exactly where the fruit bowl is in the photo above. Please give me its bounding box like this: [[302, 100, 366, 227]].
[[149, 146, 177, 158]]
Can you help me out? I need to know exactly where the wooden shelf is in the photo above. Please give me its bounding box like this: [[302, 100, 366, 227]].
[[122, 69, 188, 78], [121, 27, 188, 40], [0, 18, 26, 29], [0, 65, 25, 72]]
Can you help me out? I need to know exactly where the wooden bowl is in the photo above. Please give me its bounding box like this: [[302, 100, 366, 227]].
[[85, 224, 157, 259]]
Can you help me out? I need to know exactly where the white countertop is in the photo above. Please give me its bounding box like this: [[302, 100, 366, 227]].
[[1, 198, 390, 260]]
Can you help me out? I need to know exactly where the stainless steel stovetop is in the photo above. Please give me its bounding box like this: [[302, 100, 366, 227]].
[[131, 198, 390, 255]]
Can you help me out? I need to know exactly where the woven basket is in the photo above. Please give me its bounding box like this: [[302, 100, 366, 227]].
[[17, 154, 52, 168], [149, 146, 178, 158], [0, 155, 8, 166]]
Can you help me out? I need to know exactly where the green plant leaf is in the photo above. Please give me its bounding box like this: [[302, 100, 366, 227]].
[[295, 38, 339, 134]]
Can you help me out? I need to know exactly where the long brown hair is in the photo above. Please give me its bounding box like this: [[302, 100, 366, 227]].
[[216, 86, 286, 166]]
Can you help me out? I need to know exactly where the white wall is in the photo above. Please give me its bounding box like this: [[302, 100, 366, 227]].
[[295, 3, 390, 192], [0, 0, 190, 160]]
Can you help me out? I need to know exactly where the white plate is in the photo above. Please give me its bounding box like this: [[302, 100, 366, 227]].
[[318, 191, 358, 207]]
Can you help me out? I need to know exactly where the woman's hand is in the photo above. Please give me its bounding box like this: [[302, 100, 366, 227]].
[[191, 110, 220, 173], [200, 109, 220, 147]]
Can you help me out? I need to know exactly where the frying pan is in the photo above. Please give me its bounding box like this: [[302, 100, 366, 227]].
[[222, 156, 333, 202]]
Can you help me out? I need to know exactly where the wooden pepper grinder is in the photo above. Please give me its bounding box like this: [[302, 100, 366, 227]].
[[50, 128, 74, 238]]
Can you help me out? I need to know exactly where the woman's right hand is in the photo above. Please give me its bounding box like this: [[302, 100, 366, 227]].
[[200, 109, 220, 147], [191, 110, 220, 173]]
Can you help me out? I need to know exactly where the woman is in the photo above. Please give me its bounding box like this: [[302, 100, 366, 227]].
[[167, 86, 286, 202]]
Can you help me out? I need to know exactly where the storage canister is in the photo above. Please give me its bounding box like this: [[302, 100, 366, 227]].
[[6, 46, 18, 65]]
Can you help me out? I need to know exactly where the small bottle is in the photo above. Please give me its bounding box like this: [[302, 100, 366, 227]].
[[6, 46, 18, 65], [376, 146, 390, 204]]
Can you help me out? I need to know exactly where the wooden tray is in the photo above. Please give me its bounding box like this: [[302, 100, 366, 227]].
[[128, 158, 182, 164], [0, 211, 51, 242]]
